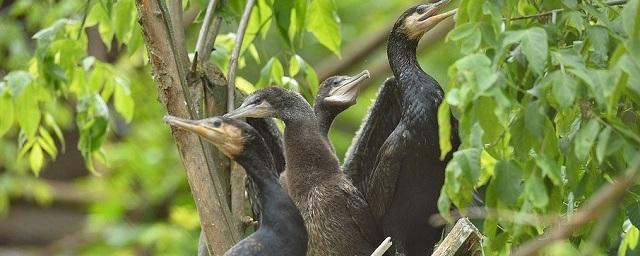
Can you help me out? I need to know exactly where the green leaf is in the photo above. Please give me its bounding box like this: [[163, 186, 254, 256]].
[[289, 54, 303, 76], [533, 152, 562, 185], [503, 27, 548, 75], [241, 0, 272, 54], [273, 0, 294, 48], [438, 102, 452, 160], [524, 101, 545, 140], [564, 11, 585, 32], [627, 201, 640, 229], [4, 71, 32, 96], [493, 160, 522, 207], [437, 189, 452, 222], [561, 0, 577, 8], [525, 175, 549, 208], [452, 54, 497, 96], [622, 0, 640, 37], [30, 143, 44, 176], [0, 91, 14, 137], [114, 77, 135, 122], [112, 0, 134, 42], [447, 23, 481, 54], [15, 84, 42, 139], [306, 0, 341, 56], [550, 71, 578, 109], [38, 128, 57, 158], [596, 127, 612, 164], [271, 58, 284, 85], [573, 119, 601, 161]]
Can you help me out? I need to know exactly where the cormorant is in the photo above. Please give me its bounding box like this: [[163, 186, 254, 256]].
[[225, 87, 381, 255], [164, 115, 308, 256], [343, 1, 459, 254]]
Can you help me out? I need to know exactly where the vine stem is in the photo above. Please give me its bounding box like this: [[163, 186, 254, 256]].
[[227, 0, 256, 112]]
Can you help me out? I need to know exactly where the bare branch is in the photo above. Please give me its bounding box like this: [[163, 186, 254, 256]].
[[370, 237, 392, 256], [226, 0, 256, 112], [195, 0, 221, 67], [512, 157, 640, 256]]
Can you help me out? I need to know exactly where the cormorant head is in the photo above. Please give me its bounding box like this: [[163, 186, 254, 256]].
[[164, 115, 252, 159], [391, 0, 456, 42], [315, 70, 370, 112], [225, 87, 311, 122]]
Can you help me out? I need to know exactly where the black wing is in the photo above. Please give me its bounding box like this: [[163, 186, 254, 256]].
[[342, 77, 402, 195]]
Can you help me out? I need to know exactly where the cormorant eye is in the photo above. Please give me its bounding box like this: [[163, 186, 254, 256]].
[[212, 119, 222, 128], [416, 5, 428, 14]]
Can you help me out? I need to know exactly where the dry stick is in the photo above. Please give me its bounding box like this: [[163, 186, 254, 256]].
[[135, 1, 240, 255], [512, 157, 640, 256], [195, 0, 220, 67], [371, 237, 393, 256], [226, 0, 256, 112]]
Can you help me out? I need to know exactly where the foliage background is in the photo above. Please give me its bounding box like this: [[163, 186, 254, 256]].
[[0, 0, 638, 255]]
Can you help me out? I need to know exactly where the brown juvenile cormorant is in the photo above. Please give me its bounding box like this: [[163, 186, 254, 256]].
[[225, 87, 381, 256], [164, 115, 308, 256], [343, 1, 459, 254], [313, 70, 370, 140]]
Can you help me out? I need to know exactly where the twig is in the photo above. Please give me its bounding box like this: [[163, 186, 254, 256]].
[[226, 0, 256, 112], [508, 0, 627, 21], [370, 237, 392, 256], [512, 157, 640, 256], [429, 206, 562, 227], [195, 0, 220, 67]]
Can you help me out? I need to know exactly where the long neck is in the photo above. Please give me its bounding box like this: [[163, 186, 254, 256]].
[[282, 101, 340, 191], [313, 104, 338, 139], [387, 34, 421, 80], [235, 147, 290, 227]]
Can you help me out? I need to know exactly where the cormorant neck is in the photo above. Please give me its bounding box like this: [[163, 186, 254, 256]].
[[313, 104, 338, 138], [387, 33, 422, 79], [235, 144, 286, 226]]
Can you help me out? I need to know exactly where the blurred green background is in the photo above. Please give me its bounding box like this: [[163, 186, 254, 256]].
[[0, 0, 459, 254]]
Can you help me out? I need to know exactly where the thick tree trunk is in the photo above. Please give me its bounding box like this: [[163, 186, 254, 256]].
[[134, 0, 241, 255]]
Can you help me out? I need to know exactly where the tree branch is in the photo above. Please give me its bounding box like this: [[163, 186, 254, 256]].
[[512, 157, 640, 256], [168, 0, 189, 75], [226, 0, 256, 112], [508, 0, 627, 21], [195, 0, 221, 67], [371, 237, 393, 256], [135, 1, 241, 255]]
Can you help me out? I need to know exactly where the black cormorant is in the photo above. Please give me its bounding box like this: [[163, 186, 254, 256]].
[[343, 1, 459, 254], [225, 87, 381, 256], [165, 115, 308, 256]]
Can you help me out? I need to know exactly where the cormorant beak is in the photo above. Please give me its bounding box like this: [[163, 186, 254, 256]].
[[164, 115, 244, 156], [411, 0, 456, 36], [324, 70, 370, 106], [224, 101, 275, 119]]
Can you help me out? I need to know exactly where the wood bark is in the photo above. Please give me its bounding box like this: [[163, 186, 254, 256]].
[[432, 218, 483, 256], [135, 0, 241, 255]]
